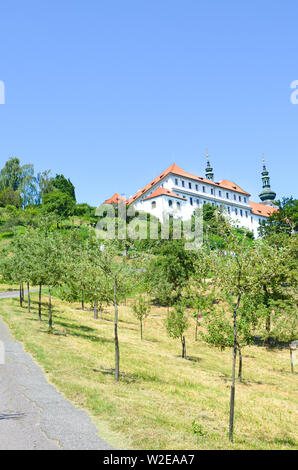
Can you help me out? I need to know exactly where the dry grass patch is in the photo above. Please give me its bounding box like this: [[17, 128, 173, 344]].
[[0, 294, 297, 450]]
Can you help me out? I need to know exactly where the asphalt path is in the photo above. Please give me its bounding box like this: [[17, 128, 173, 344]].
[[0, 291, 112, 450]]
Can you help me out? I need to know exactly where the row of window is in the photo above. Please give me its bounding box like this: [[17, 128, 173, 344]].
[[173, 178, 247, 203], [150, 199, 264, 226]]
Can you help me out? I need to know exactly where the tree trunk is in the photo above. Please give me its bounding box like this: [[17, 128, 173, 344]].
[[195, 314, 199, 341], [114, 280, 120, 382], [38, 283, 42, 321], [290, 349, 294, 374], [263, 285, 271, 345], [181, 335, 186, 359], [140, 320, 143, 340], [93, 298, 98, 319], [19, 284, 23, 307], [27, 282, 30, 313], [48, 287, 53, 331], [81, 292, 84, 311], [21, 283, 24, 303], [237, 345, 243, 382], [229, 293, 242, 442]]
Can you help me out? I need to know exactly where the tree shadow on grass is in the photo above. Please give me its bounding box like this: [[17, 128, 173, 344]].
[[252, 335, 290, 350], [53, 320, 113, 344], [0, 412, 25, 421]]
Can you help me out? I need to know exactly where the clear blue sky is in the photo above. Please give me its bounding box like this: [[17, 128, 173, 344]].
[[0, 0, 297, 206]]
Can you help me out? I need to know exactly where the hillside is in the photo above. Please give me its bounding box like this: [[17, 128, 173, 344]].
[[0, 291, 296, 450]]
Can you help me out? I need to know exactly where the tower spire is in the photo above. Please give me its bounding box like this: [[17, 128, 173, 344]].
[[205, 148, 214, 180], [259, 154, 276, 205]]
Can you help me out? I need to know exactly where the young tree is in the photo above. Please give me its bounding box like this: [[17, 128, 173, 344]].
[[132, 295, 151, 340], [210, 226, 261, 442], [97, 241, 136, 381], [166, 305, 189, 359]]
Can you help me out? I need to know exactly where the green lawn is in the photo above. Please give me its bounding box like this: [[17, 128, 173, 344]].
[[0, 293, 297, 450]]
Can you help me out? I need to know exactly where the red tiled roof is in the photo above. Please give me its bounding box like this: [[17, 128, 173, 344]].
[[103, 193, 128, 204], [128, 163, 250, 204], [249, 201, 278, 218], [143, 187, 187, 201]]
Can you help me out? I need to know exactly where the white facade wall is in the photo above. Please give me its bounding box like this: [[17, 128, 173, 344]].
[[131, 173, 268, 238]]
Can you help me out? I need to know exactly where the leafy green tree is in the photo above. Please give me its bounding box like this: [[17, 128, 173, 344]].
[[259, 197, 298, 236], [42, 190, 75, 222], [148, 240, 195, 304], [132, 295, 151, 340], [166, 305, 189, 359], [0, 157, 38, 207], [210, 225, 261, 442], [0, 187, 22, 208], [52, 174, 76, 201], [36, 170, 54, 204], [98, 241, 137, 381], [251, 238, 298, 344]]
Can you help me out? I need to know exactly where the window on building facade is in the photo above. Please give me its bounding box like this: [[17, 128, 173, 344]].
[[227, 206, 230, 214], [196, 199, 200, 205], [239, 196, 242, 202], [245, 211, 248, 218], [240, 209, 243, 217], [234, 194, 236, 200], [177, 202, 181, 209], [151, 201, 156, 209], [244, 197, 247, 203], [203, 186, 206, 193], [219, 190, 222, 197], [203, 200, 206, 204], [226, 193, 229, 199], [195, 184, 198, 191], [181, 180, 185, 187], [251, 216, 253, 223], [168, 200, 173, 207], [235, 208, 238, 215], [189, 182, 192, 189], [175, 178, 178, 185], [211, 188, 214, 195], [190, 197, 193, 205]]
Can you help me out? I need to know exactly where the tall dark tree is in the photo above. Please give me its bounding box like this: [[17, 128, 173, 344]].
[[52, 174, 76, 201]]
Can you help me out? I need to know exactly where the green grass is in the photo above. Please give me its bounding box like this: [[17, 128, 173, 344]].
[[0, 293, 297, 450]]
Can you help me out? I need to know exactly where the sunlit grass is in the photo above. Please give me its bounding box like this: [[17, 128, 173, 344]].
[[0, 294, 297, 450]]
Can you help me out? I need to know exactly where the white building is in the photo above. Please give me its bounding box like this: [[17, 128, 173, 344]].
[[104, 158, 277, 238]]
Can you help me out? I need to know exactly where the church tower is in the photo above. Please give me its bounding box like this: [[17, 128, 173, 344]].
[[205, 149, 214, 180], [259, 155, 276, 205]]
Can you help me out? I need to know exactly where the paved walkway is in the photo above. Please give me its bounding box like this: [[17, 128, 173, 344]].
[[0, 292, 112, 450]]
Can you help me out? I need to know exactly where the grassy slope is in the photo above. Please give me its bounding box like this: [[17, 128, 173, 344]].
[[0, 293, 297, 450]]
